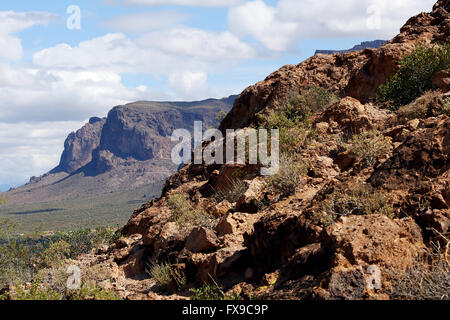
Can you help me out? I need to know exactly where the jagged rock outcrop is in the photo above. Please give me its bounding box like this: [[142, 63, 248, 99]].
[[220, 0, 449, 131], [54, 117, 106, 174]]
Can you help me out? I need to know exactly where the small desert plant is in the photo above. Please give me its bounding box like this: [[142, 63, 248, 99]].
[[312, 183, 394, 226], [167, 194, 214, 230], [190, 277, 241, 300], [258, 108, 315, 155], [378, 43, 450, 107], [214, 179, 247, 204], [397, 91, 450, 120], [266, 153, 308, 197], [287, 86, 339, 118], [389, 233, 449, 301], [147, 261, 186, 290], [343, 130, 392, 167], [67, 284, 118, 300]]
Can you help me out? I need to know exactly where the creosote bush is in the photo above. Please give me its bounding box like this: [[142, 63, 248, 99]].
[[147, 261, 186, 290], [266, 153, 308, 197], [378, 43, 450, 107], [342, 130, 392, 167], [311, 183, 394, 226], [167, 194, 213, 230]]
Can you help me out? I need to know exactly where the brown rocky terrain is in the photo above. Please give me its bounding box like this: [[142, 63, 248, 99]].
[[39, 0, 449, 300]]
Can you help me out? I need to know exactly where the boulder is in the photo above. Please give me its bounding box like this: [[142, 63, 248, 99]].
[[185, 227, 220, 253]]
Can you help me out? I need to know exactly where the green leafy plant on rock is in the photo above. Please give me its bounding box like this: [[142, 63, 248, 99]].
[[378, 43, 450, 107], [167, 194, 214, 230]]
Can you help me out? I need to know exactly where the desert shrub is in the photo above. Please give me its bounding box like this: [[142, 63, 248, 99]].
[[190, 282, 241, 300], [214, 179, 247, 203], [0, 195, 6, 206], [38, 240, 71, 269], [286, 87, 339, 119], [59, 227, 119, 259], [67, 284, 118, 300], [8, 279, 63, 301], [343, 130, 392, 167], [258, 106, 316, 155], [389, 245, 449, 300], [397, 91, 450, 120], [167, 194, 214, 230], [266, 153, 308, 197], [147, 262, 186, 290], [378, 43, 450, 107], [312, 183, 394, 226], [0, 219, 44, 287]]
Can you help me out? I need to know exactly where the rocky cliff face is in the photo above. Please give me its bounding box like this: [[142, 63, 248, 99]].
[[71, 1, 449, 300], [55, 117, 106, 174]]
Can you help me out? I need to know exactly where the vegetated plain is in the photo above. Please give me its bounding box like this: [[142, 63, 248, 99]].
[[0, 181, 164, 234]]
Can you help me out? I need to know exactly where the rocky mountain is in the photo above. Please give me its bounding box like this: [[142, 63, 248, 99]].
[[67, 0, 450, 300], [3, 96, 236, 206], [315, 40, 387, 55]]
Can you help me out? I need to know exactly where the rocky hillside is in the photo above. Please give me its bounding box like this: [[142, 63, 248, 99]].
[[315, 40, 387, 55], [14, 0, 449, 300]]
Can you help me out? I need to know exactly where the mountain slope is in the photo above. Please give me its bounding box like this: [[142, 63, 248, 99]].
[[68, 0, 450, 300]]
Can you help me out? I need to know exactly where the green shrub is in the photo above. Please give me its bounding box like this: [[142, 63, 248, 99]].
[[266, 153, 308, 197], [312, 184, 394, 226], [9, 279, 63, 301], [38, 240, 71, 269], [214, 179, 247, 203], [258, 106, 316, 155], [167, 194, 213, 230], [378, 43, 450, 107], [287, 87, 339, 118], [343, 130, 392, 167], [147, 262, 186, 290], [190, 283, 241, 300], [59, 227, 119, 259], [67, 284, 118, 300]]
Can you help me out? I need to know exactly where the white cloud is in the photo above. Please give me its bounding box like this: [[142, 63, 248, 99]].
[[0, 11, 57, 60], [169, 71, 209, 99], [122, 0, 243, 7], [228, 0, 436, 51], [0, 121, 84, 186], [228, 1, 298, 52], [32, 28, 256, 80], [103, 11, 189, 33]]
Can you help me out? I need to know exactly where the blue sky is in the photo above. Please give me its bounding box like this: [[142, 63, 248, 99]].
[[0, 0, 437, 188]]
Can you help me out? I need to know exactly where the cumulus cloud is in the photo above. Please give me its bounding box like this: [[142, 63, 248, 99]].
[[0, 11, 57, 60], [169, 71, 209, 99], [33, 28, 256, 76], [0, 121, 84, 186], [103, 11, 189, 33], [122, 0, 243, 7], [228, 0, 436, 51]]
